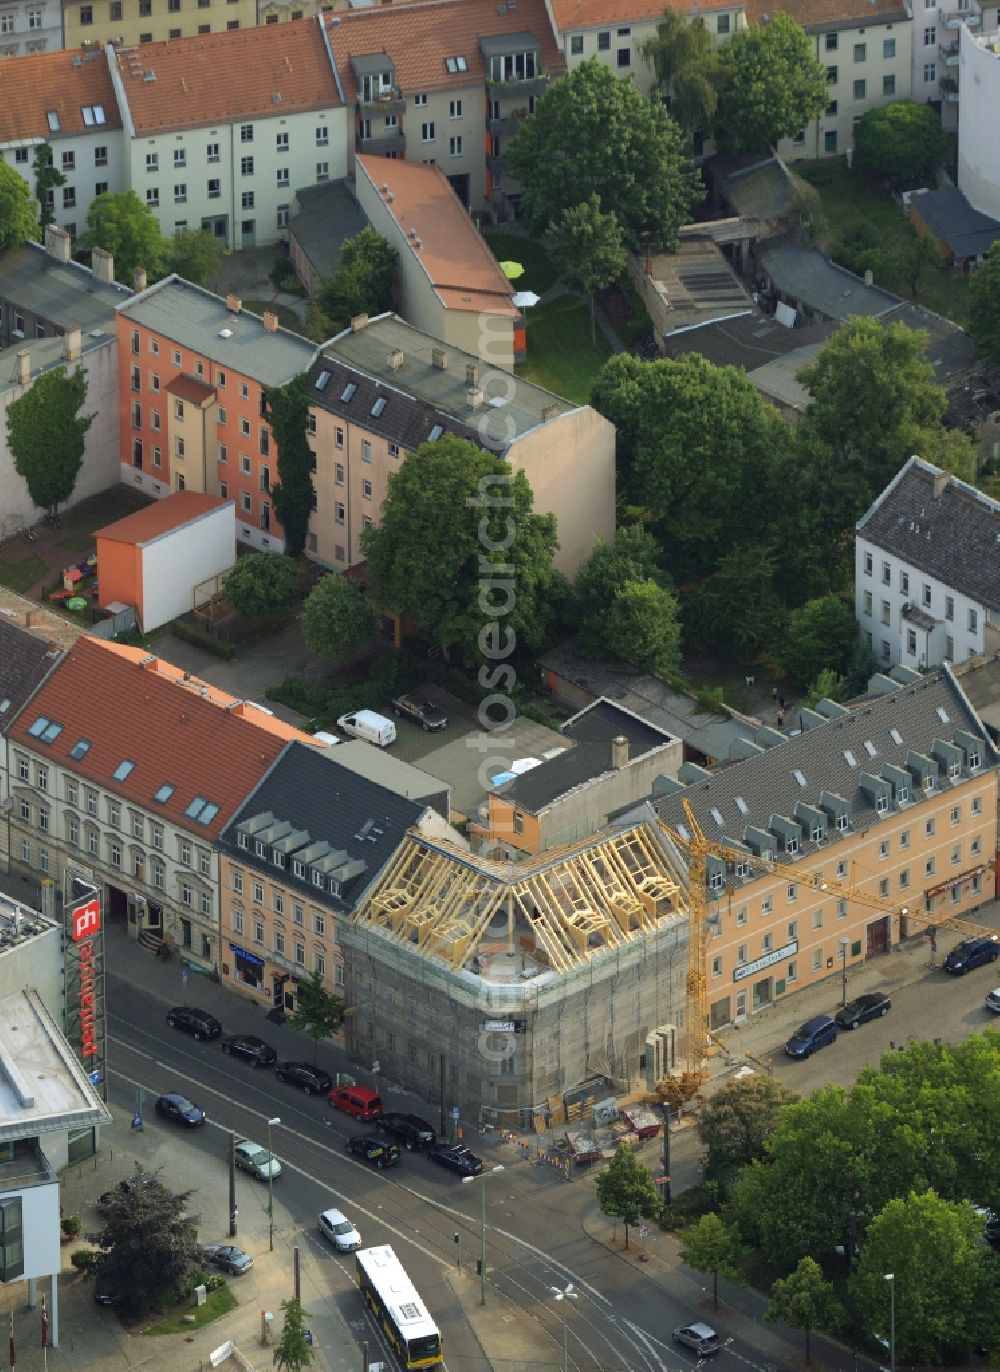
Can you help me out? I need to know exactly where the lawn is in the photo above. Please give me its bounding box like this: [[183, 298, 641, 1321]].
[[485, 233, 558, 295], [243, 299, 304, 332], [143, 1283, 237, 1335], [60, 486, 152, 536], [0, 552, 47, 594], [58, 531, 99, 554], [799, 160, 970, 326], [517, 294, 612, 404]]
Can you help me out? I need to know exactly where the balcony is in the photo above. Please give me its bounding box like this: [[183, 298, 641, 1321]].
[[939, 39, 960, 64], [487, 108, 530, 136], [944, 6, 980, 25], [487, 151, 508, 175], [485, 72, 549, 100], [357, 128, 405, 157], [0, 1140, 56, 1192], [940, 74, 960, 100], [356, 89, 405, 117]]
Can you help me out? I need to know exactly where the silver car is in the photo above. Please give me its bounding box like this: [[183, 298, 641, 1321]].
[[202, 1243, 254, 1276], [234, 1138, 282, 1182], [985, 987, 1000, 1014], [318, 1207, 361, 1252], [673, 1322, 720, 1356]]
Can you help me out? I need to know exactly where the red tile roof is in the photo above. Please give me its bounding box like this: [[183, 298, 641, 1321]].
[[328, 0, 565, 101], [547, 0, 731, 29], [114, 19, 343, 135], [742, 0, 908, 28], [8, 636, 289, 839], [0, 49, 121, 144], [97, 491, 230, 546], [166, 375, 217, 407]]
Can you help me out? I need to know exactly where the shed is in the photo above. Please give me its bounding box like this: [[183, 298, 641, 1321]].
[[96, 492, 235, 632]]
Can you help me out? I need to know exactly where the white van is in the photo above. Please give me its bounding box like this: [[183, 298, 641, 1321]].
[[336, 709, 396, 748]]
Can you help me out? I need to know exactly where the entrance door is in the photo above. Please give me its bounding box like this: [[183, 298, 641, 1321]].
[[273, 973, 286, 1005], [241, 219, 255, 248], [201, 215, 228, 243], [752, 976, 772, 1012], [866, 915, 889, 958], [735, 989, 748, 1020], [146, 899, 163, 934]]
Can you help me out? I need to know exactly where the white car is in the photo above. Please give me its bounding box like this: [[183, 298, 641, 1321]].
[[234, 1138, 282, 1182], [986, 987, 1000, 1014], [318, 1207, 361, 1252]]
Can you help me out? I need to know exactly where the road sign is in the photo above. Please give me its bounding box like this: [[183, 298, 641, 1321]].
[[639, 1225, 649, 1237], [451, 1106, 460, 1119]]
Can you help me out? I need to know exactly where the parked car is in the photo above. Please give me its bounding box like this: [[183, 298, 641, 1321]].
[[390, 695, 448, 732], [202, 1243, 254, 1276], [427, 1143, 484, 1177], [986, 987, 1000, 1014], [165, 1006, 222, 1040], [784, 1014, 838, 1059], [375, 1112, 437, 1151], [673, 1323, 720, 1356], [944, 936, 1000, 975], [93, 1281, 128, 1308], [336, 709, 396, 748], [234, 1138, 282, 1182], [328, 1084, 383, 1120], [834, 992, 892, 1030], [155, 1092, 206, 1127], [318, 1207, 362, 1252], [345, 1135, 400, 1169], [275, 1062, 333, 1095], [220, 1033, 277, 1067]]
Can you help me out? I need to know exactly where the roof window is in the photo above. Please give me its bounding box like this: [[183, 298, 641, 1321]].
[[371, 396, 387, 417], [340, 382, 357, 403], [185, 796, 209, 819], [27, 716, 50, 737], [428, 423, 444, 441], [843, 750, 857, 767], [81, 104, 106, 126], [112, 759, 135, 781], [889, 727, 903, 745], [863, 740, 877, 758], [935, 706, 950, 724], [792, 769, 807, 787], [46, 111, 60, 132], [710, 807, 724, 827], [69, 738, 91, 760], [154, 782, 175, 804], [734, 796, 748, 815], [41, 721, 62, 744], [445, 55, 468, 72], [314, 370, 331, 391]]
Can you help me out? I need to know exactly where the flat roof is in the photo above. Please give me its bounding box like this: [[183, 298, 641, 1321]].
[[650, 238, 754, 338], [0, 330, 115, 397], [0, 989, 110, 1143], [289, 181, 370, 284], [0, 240, 129, 331]]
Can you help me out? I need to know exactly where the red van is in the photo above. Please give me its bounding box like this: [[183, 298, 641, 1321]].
[[328, 1084, 383, 1120]]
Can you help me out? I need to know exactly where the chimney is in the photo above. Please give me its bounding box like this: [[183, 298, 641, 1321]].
[[387, 348, 404, 371], [262, 311, 279, 333], [15, 350, 30, 386], [91, 246, 115, 284], [44, 224, 72, 262], [432, 347, 448, 370], [541, 404, 560, 423], [63, 325, 82, 362], [610, 735, 629, 770], [133, 266, 147, 293], [225, 293, 242, 315], [933, 469, 952, 499], [465, 362, 479, 386], [467, 387, 483, 411], [351, 313, 369, 332]]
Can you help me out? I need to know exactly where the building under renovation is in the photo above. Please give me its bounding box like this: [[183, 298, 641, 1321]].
[[341, 820, 689, 1127]]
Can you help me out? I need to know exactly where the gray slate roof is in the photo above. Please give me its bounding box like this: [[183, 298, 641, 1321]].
[[718, 156, 798, 225], [857, 456, 1000, 612], [0, 622, 63, 737], [0, 241, 130, 332], [289, 180, 369, 285], [758, 242, 898, 321], [664, 311, 835, 373], [647, 666, 995, 862], [328, 738, 450, 820], [909, 186, 1000, 261]]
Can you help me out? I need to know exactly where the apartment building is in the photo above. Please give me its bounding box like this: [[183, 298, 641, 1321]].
[[0, 48, 125, 238], [910, 0, 999, 129], [306, 313, 616, 576], [107, 18, 348, 249], [856, 457, 1000, 670], [957, 25, 1000, 217], [649, 666, 998, 1031], [0, 0, 61, 57], [116, 276, 320, 546], [63, 0, 257, 53]]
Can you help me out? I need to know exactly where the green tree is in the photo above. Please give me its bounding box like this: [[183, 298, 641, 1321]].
[[316, 228, 398, 333], [89, 1165, 200, 1314], [167, 227, 224, 286], [782, 594, 857, 689], [594, 1143, 661, 1250], [765, 1256, 842, 1363], [32, 145, 64, 232], [222, 552, 301, 619], [85, 191, 165, 284], [677, 1212, 747, 1310], [0, 160, 38, 250], [6, 365, 93, 514], [714, 13, 828, 157], [273, 1298, 315, 1372], [643, 9, 720, 137], [590, 353, 656, 494], [361, 435, 558, 663], [604, 577, 682, 676], [682, 546, 787, 659], [805, 666, 848, 708], [854, 101, 948, 182], [573, 525, 668, 652], [510, 60, 700, 251], [548, 195, 626, 345], [267, 375, 314, 558], [287, 968, 344, 1063], [968, 240, 1000, 361], [301, 574, 376, 661], [698, 1077, 799, 1190]]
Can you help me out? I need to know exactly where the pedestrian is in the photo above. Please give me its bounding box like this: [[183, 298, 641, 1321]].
[[777, 709, 784, 728]]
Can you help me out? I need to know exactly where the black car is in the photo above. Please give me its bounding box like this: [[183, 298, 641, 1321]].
[[155, 1092, 206, 1127], [166, 1006, 222, 1040], [428, 1143, 484, 1177], [390, 694, 449, 731], [220, 1033, 277, 1067], [345, 1135, 401, 1169], [834, 992, 892, 1030], [94, 1282, 128, 1308], [275, 1061, 333, 1095], [944, 936, 1000, 975], [376, 1112, 437, 1151]]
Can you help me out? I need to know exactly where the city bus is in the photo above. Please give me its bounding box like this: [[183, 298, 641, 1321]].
[[355, 1244, 443, 1368]]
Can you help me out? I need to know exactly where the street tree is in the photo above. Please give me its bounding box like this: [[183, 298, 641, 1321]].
[[782, 594, 857, 689], [268, 375, 314, 557], [167, 227, 224, 286], [222, 552, 301, 619], [301, 574, 376, 661], [805, 667, 848, 708], [0, 160, 38, 250], [6, 365, 94, 515], [316, 228, 397, 333], [714, 13, 828, 157], [854, 101, 948, 182], [594, 1143, 661, 1250], [968, 240, 1000, 361], [273, 1298, 315, 1372], [677, 1212, 747, 1310], [287, 969, 344, 1062], [604, 577, 682, 677], [89, 1164, 200, 1314], [573, 525, 668, 653], [765, 1256, 842, 1364], [84, 190, 166, 284], [548, 195, 626, 344], [643, 10, 720, 137], [361, 435, 558, 664], [698, 1077, 799, 1190], [32, 146, 64, 231], [510, 60, 701, 250]]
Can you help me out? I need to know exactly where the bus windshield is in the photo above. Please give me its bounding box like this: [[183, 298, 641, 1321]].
[[409, 1334, 442, 1362]]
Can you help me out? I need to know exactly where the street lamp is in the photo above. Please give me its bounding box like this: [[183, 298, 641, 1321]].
[[884, 1273, 895, 1372], [549, 1281, 578, 1372], [461, 1164, 503, 1306], [839, 938, 849, 1008], [266, 1117, 281, 1252]]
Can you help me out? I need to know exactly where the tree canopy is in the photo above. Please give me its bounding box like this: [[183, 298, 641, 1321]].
[[0, 161, 38, 250], [84, 191, 165, 284], [968, 240, 1000, 361], [573, 525, 668, 651], [268, 375, 314, 558], [6, 365, 93, 513], [301, 574, 376, 661], [781, 594, 857, 689], [510, 59, 701, 250], [287, 968, 343, 1061], [594, 1142, 661, 1250], [273, 1298, 315, 1371], [315, 228, 398, 334], [604, 577, 682, 677], [765, 1256, 842, 1364], [643, 10, 720, 137], [677, 1212, 747, 1310], [89, 1164, 201, 1314], [714, 13, 828, 157], [32, 146, 64, 233], [854, 101, 949, 182], [698, 1076, 799, 1189], [548, 194, 626, 344], [222, 552, 301, 619], [167, 228, 224, 286]]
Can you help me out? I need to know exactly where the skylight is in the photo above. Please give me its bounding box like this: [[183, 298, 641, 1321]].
[[314, 370, 331, 391], [428, 424, 444, 441], [27, 717, 50, 737], [863, 740, 877, 758], [792, 769, 807, 787], [112, 759, 135, 781], [710, 807, 724, 826], [198, 802, 220, 825], [46, 111, 60, 133], [0, 699, 10, 715], [69, 738, 91, 760], [734, 796, 748, 815], [81, 104, 106, 126], [889, 727, 903, 745], [445, 55, 468, 72], [371, 396, 387, 417], [340, 382, 357, 403], [844, 750, 857, 767], [935, 706, 950, 724], [154, 782, 175, 804], [41, 722, 62, 744], [184, 796, 208, 819]]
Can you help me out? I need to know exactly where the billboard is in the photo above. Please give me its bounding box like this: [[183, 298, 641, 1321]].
[[63, 875, 107, 1099]]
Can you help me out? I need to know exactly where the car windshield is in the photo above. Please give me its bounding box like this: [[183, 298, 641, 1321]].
[[330, 1220, 354, 1235], [243, 1145, 267, 1161], [174, 1097, 197, 1112], [790, 1028, 811, 1042]]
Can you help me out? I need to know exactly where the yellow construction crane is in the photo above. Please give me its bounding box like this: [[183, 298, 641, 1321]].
[[659, 797, 996, 1080]]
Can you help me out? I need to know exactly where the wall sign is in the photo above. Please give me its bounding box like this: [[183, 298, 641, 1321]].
[[64, 879, 107, 1099], [733, 939, 798, 983]]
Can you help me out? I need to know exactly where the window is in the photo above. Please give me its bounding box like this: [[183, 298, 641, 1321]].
[[969, 607, 979, 633], [315, 125, 329, 146], [276, 167, 290, 188], [812, 948, 823, 972], [951, 843, 962, 866], [787, 883, 798, 903], [449, 135, 463, 156], [837, 897, 847, 920], [208, 179, 221, 199], [174, 183, 186, 204], [36, 765, 48, 793], [898, 868, 910, 890], [827, 64, 838, 83], [421, 122, 435, 142], [881, 599, 891, 626], [717, 12, 730, 33], [864, 551, 873, 576], [925, 818, 936, 837], [617, 47, 631, 67], [240, 124, 253, 142], [363, 480, 373, 501], [971, 795, 983, 816], [761, 896, 773, 915], [598, 30, 610, 49], [925, 857, 935, 877], [316, 162, 329, 183], [335, 502, 345, 524], [242, 492, 252, 515], [883, 37, 895, 57], [950, 804, 961, 826], [863, 591, 873, 616], [79, 5, 93, 22], [0, 1198, 24, 1282], [824, 130, 838, 153], [899, 570, 909, 595], [450, 99, 463, 118], [854, 42, 866, 61], [241, 155, 254, 176], [923, 25, 936, 44], [711, 956, 722, 978], [254, 919, 265, 945], [879, 839, 890, 860], [907, 628, 917, 656], [853, 78, 866, 99], [923, 62, 937, 83], [241, 191, 254, 210], [295, 943, 305, 966], [882, 74, 896, 96], [414, 92, 427, 106], [825, 31, 838, 50]]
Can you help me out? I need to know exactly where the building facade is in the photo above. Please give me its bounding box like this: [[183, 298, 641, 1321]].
[[62, 0, 258, 54], [909, 0, 999, 130], [0, 0, 62, 59], [957, 24, 1000, 217]]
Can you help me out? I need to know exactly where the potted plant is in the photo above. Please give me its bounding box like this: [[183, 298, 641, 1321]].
[[61, 1215, 82, 1243]]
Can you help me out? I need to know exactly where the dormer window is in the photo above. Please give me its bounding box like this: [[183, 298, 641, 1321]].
[[969, 750, 980, 769], [786, 836, 799, 855], [708, 870, 724, 893], [487, 50, 538, 82], [897, 785, 909, 802], [273, 850, 286, 868], [875, 794, 889, 814], [836, 813, 849, 832], [255, 840, 266, 857], [238, 832, 249, 850], [293, 860, 305, 879], [312, 870, 324, 888]]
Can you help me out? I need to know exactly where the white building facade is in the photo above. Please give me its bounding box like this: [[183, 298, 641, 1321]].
[[956, 24, 1000, 217], [0, 0, 62, 58], [909, 0, 999, 130]]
